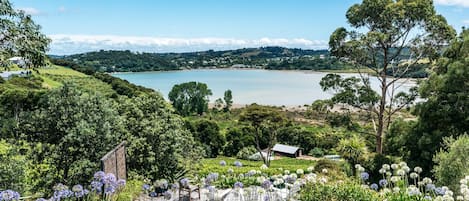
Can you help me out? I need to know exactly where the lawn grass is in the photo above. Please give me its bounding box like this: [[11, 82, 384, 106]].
[[198, 156, 315, 176], [37, 65, 87, 77]]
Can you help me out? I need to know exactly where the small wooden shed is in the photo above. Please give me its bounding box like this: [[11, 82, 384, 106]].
[[272, 144, 302, 158]]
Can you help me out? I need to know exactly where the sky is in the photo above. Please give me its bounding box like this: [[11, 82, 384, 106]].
[[10, 0, 469, 55]]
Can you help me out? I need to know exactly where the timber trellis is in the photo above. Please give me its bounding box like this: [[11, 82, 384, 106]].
[[100, 141, 127, 180]]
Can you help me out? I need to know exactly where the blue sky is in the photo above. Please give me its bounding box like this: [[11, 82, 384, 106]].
[[11, 0, 469, 55]]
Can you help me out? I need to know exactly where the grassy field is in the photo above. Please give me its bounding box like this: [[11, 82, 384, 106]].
[[37, 65, 87, 77], [198, 156, 315, 176], [33, 65, 87, 88]]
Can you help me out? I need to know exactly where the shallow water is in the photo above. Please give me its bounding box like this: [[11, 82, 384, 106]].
[[113, 69, 415, 106]]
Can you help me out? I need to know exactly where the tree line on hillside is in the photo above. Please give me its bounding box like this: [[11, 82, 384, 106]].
[[50, 46, 430, 78]]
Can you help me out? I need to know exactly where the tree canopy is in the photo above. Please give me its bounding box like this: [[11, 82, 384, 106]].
[[168, 81, 212, 116], [404, 29, 469, 170], [0, 0, 50, 68], [328, 0, 455, 153]]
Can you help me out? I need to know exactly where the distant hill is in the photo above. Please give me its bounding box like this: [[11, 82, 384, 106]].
[[51, 47, 354, 72], [50, 46, 428, 78]]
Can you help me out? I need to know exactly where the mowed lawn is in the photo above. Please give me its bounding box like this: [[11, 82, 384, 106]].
[[198, 156, 315, 176], [37, 65, 87, 77]]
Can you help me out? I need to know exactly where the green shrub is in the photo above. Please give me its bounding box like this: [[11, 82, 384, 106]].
[[309, 147, 325, 157], [0, 140, 28, 192], [433, 134, 469, 191], [362, 153, 395, 183], [236, 146, 257, 160], [116, 180, 144, 201], [299, 182, 379, 201]]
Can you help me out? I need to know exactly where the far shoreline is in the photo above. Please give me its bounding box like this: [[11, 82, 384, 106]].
[[109, 67, 377, 75]]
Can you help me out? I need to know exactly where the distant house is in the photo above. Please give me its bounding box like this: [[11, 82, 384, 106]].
[[8, 57, 26, 67], [0, 70, 29, 80], [272, 144, 302, 158]]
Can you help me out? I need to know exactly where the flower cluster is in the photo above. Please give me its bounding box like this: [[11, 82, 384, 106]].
[[219, 160, 226, 166], [356, 162, 469, 201], [146, 166, 323, 200], [234, 161, 243, 167], [0, 190, 20, 201], [91, 171, 126, 195]]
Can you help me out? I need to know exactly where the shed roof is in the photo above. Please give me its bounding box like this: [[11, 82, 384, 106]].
[[272, 144, 299, 154], [8, 57, 23, 61]]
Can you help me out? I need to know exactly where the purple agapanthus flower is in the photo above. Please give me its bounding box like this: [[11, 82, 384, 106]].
[[91, 181, 104, 192], [0, 190, 20, 201], [285, 175, 296, 184], [149, 192, 158, 197], [360, 172, 369, 181], [220, 160, 226, 166], [180, 178, 190, 188], [426, 184, 436, 191], [103, 173, 117, 185], [379, 179, 388, 187], [234, 161, 243, 167], [94, 171, 106, 181], [435, 187, 445, 195], [142, 184, 151, 191], [104, 185, 116, 195], [370, 183, 378, 191], [117, 179, 126, 187], [163, 191, 172, 200], [234, 181, 243, 189], [262, 180, 272, 190]]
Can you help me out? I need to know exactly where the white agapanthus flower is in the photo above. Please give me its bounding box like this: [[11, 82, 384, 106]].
[[296, 169, 304, 175], [391, 176, 400, 183], [460, 179, 468, 185], [358, 166, 365, 172], [397, 169, 406, 176], [382, 164, 390, 171], [423, 177, 433, 184], [319, 177, 327, 184], [410, 172, 419, 179], [414, 166, 423, 174], [379, 168, 386, 174], [355, 164, 362, 169], [403, 166, 411, 173]]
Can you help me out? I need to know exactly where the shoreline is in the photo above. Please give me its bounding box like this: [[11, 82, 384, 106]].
[[109, 67, 425, 81], [109, 67, 375, 75], [208, 103, 308, 112]]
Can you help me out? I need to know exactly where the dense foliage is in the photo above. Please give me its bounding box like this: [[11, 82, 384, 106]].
[[0, 70, 201, 195], [405, 30, 469, 171], [0, 0, 51, 68], [168, 81, 213, 116], [53, 47, 360, 73], [433, 135, 469, 191]]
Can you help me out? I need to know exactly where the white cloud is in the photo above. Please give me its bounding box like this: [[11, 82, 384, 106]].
[[18, 7, 43, 16], [434, 0, 469, 7], [463, 19, 469, 25], [48, 34, 328, 55]]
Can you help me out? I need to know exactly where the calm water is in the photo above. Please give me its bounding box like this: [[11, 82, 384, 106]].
[[113, 69, 415, 106]]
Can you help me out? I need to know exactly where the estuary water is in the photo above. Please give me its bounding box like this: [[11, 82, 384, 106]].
[[113, 69, 416, 106]]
